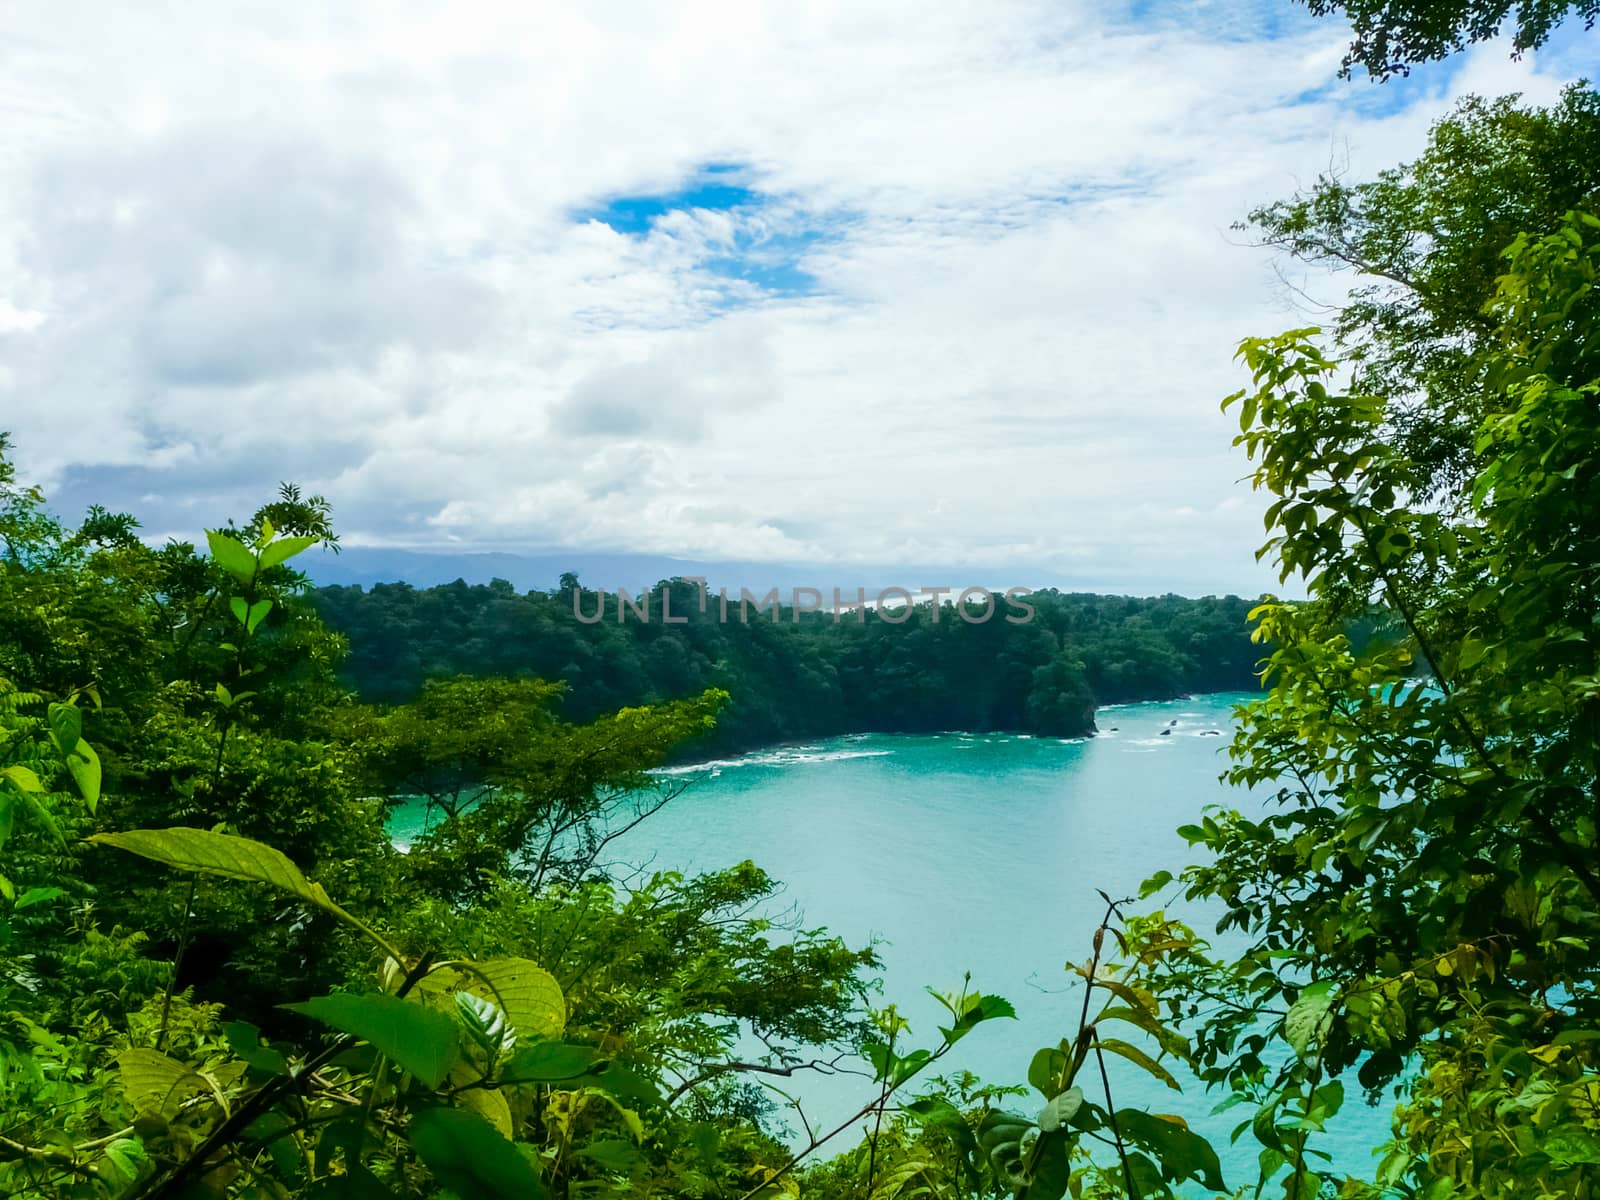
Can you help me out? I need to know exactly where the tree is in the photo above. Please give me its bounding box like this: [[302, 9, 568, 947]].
[[1130, 208, 1600, 1197], [0, 441, 929, 1199], [1298, 0, 1598, 79], [1242, 84, 1600, 498]]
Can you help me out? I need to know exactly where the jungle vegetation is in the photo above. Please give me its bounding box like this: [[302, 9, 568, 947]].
[[1, 31, 1597, 1200], [308, 580, 1265, 754]]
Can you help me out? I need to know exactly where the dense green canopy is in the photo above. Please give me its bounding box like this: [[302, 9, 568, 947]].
[[312, 579, 1265, 753]]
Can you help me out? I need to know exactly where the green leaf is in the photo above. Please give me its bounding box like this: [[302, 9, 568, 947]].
[[284, 994, 460, 1089], [14, 886, 64, 911], [458, 1087, 515, 1139], [1024, 1128, 1071, 1200], [260, 535, 319, 570], [1139, 869, 1174, 899], [16, 786, 63, 846], [903, 1096, 979, 1170], [46, 703, 82, 756], [66, 739, 100, 812], [587, 1060, 661, 1109], [1037, 1086, 1083, 1132], [116, 1049, 207, 1117], [1096, 1037, 1181, 1090], [0, 793, 13, 852], [456, 992, 515, 1062], [0, 764, 42, 793], [229, 596, 250, 627], [424, 958, 565, 1040], [1544, 1126, 1600, 1165], [1114, 1109, 1226, 1191], [1284, 981, 1337, 1060], [223, 1020, 289, 1077], [973, 993, 1017, 1021], [247, 598, 274, 634], [88, 827, 352, 927], [1028, 1044, 1069, 1098], [1096, 1004, 1187, 1057], [246, 1112, 304, 1184], [410, 1106, 546, 1200], [942, 991, 1016, 1040], [102, 1136, 149, 1185], [206, 529, 258, 583], [499, 1040, 597, 1084]]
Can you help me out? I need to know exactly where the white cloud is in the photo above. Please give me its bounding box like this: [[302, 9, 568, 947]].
[[0, 0, 1585, 593]]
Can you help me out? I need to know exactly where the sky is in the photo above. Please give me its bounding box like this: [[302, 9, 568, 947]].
[[1, 2, 1594, 595]]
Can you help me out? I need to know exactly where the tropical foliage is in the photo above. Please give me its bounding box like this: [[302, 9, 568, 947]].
[[1297, 0, 1596, 78], [311, 580, 1263, 753], [1, 41, 1596, 1200]]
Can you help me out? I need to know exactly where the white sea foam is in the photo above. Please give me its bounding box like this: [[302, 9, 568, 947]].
[[652, 747, 894, 776]]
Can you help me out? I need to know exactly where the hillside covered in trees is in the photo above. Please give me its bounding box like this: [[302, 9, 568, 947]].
[[309, 582, 1265, 754]]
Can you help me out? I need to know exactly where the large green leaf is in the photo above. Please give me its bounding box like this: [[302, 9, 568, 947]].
[[1544, 1126, 1600, 1165], [14, 885, 64, 910], [206, 529, 258, 582], [1114, 1109, 1226, 1192], [1027, 1043, 1069, 1098], [116, 1049, 207, 1117], [87, 828, 372, 939], [101, 1136, 149, 1186], [456, 993, 515, 1065], [284, 994, 460, 1088], [410, 1106, 545, 1199], [1037, 1086, 1083, 1132], [499, 1041, 598, 1084], [458, 1087, 514, 1138], [1284, 981, 1337, 1060], [1096, 1037, 1181, 1090], [260, 535, 319, 570], [0, 764, 42, 793], [1023, 1129, 1071, 1200], [423, 957, 565, 1040], [46, 703, 81, 755], [65, 738, 101, 812]]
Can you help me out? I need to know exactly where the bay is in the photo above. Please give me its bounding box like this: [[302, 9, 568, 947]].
[[392, 692, 1393, 1187]]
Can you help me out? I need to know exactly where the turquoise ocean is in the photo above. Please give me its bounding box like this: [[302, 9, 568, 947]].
[[394, 693, 1394, 1188]]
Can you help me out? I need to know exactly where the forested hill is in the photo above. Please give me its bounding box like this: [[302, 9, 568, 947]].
[[310, 579, 1265, 755]]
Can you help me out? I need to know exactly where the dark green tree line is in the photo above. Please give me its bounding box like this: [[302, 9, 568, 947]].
[[310, 581, 1263, 756]]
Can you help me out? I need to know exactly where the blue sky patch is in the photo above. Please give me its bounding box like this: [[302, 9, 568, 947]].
[[578, 161, 760, 234], [578, 162, 831, 300]]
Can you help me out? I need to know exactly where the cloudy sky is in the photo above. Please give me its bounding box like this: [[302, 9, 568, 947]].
[[1, 3, 1591, 594]]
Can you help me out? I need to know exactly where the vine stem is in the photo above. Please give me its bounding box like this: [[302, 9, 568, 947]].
[[156, 873, 199, 1052], [733, 1034, 962, 1200], [864, 1023, 899, 1194], [1092, 1037, 1140, 1200]]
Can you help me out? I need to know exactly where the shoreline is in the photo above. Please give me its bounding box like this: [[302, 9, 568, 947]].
[[655, 690, 1256, 772]]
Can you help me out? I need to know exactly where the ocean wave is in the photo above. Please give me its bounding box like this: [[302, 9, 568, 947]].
[[652, 747, 895, 776]]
